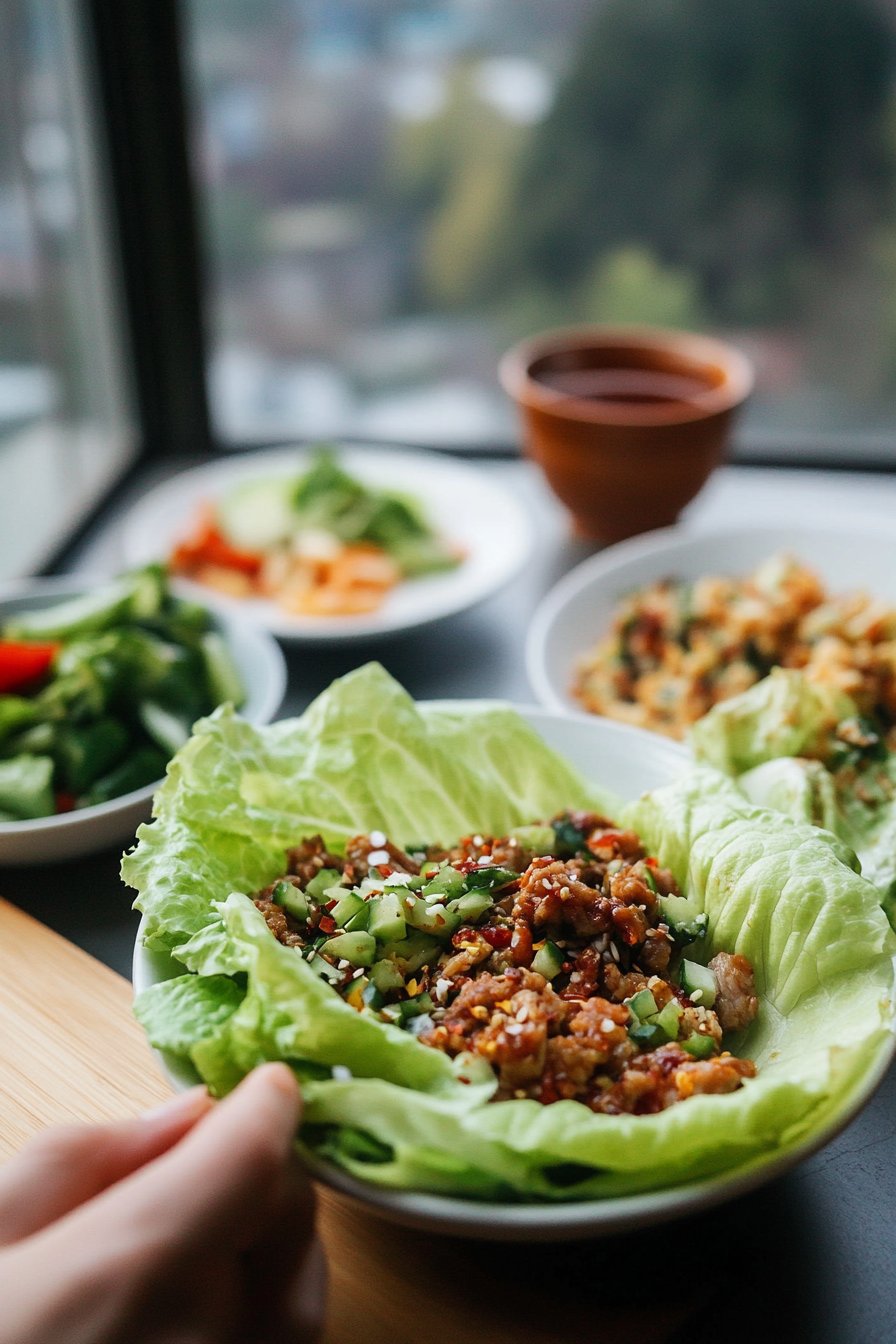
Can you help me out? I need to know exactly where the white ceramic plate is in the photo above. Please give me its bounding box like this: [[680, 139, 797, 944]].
[[527, 522, 896, 715], [0, 579, 286, 865], [132, 706, 893, 1240], [121, 445, 532, 642]]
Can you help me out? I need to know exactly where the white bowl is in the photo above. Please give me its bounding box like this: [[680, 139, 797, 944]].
[[0, 578, 286, 865], [132, 706, 894, 1240], [527, 522, 896, 715], [121, 444, 533, 643]]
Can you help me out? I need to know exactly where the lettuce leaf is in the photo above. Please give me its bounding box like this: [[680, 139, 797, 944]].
[[691, 668, 896, 923], [129, 665, 896, 1202], [123, 662, 599, 974]]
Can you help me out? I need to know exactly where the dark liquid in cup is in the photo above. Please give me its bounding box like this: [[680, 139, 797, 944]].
[[533, 366, 709, 409]]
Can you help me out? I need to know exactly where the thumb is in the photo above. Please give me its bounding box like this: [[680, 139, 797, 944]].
[[88, 1063, 303, 1256], [0, 1087, 212, 1246]]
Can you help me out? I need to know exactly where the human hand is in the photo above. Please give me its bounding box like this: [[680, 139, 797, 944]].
[[0, 1063, 325, 1344]]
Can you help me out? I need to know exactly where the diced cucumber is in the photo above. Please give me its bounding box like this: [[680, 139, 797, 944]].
[[368, 891, 406, 944], [330, 891, 366, 928], [629, 1022, 664, 1047], [654, 999, 683, 1041], [463, 865, 516, 891], [0, 754, 54, 819], [217, 477, 296, 550], [138, 700, 191, 757], [199, 631, 245, 707], [305, 868, 344, 901], [627, 988, 659, 1021], [379, 932, 440, 975], [305, 951, 344, 984], [421, 863, 466, 900], [321, 931, 376, 967], [272, 880, 311, 922], [361, 982, 384, 1010], [679, 959, 717, 1007], [682, 1031, 717, 1059], [370, 958, 405, 994], [641, 864, 658, 893], [382, 993, 434, 1025], [403, 894, 460, 938], [344, 905, 371, 933], [509, 824, 554, 853], [4, 569, 165, 640], [531, 940, 564, 980], [446, 890, 493, 923], [658, 894, 708, 946]]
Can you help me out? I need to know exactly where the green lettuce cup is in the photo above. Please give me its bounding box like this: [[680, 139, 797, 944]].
[[126, 664, 896, 1203], [691, 667, 896, 925]]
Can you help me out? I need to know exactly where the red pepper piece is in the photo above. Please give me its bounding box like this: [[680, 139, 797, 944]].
[[54, 791, 77, 814], [0, 640, 60, 693], [318, 914, 337, 935]]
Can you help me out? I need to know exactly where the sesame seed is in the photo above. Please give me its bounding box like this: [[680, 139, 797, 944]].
[[352, 967, 365, 979], [689, 989, 704, 1003], [542, 877, 552, 891], [368, 848, 389, 865], [369, 830, 387, 848], [610, 943, 620, 963], [601, 1018, 615, 1032], [337, 959, 350, 970], [505, 1023, 524, 1036]]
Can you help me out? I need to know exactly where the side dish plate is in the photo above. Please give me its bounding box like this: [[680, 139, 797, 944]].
[[526, 522, 896, 716], [122, 445, 532, 643]]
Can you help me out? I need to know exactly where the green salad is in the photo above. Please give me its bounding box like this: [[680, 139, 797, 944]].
[[127, 665, 895, 1202], [691, 668, 896, 926], [0, 566, 244, 819]]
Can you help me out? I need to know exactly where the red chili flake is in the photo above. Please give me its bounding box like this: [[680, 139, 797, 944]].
[[645, 856, 659, 870], [324, 899, 339, 911], [482, 926, 512, 950], [510, 921, 534, 967], [376, 864, 393, 878], [55, 792, 77, 814], [458, 1075, 471, 1085], [319, 914, 337, 934]]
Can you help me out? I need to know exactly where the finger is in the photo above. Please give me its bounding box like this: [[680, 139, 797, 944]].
[[76, 1064, 303, 1257], [0, 1087, 212, 1246]]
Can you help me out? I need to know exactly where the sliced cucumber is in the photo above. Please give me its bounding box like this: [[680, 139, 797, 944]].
[[446, 889, 493, 923], [199, 632, 245, 708], [509, 824, 554, 853], [368, 891, 406, 944], [626, 988, 659, 1021], [138, 700, 191, 757], [330, 891, 367, 929], [305, 867, 344, 901], [654, 999, 682, 1041], [379, 932, 440, 975], [272, 880, 311, 922], [421, 863, 466, 900], [531, 940, 564, 980], [370, 958, 405, 994], [403, 894, 460, 938], [321, 931, 376, 967], [679, 959, 717, 1007], [217, 477, 296, 550], [681, 1031, 716, 1059]]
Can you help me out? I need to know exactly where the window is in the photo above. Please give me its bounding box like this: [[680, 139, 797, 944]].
[[0, 0, 134, 577], [184, 0, 896, 463]]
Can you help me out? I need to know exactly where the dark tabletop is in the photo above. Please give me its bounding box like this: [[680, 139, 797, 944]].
[[4, 457, 894, 1344]]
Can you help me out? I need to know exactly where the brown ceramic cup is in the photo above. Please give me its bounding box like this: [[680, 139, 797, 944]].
[[499, 325, 753, 543]]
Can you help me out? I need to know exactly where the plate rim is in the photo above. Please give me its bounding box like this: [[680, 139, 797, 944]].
[[120, 443, 534, 643]]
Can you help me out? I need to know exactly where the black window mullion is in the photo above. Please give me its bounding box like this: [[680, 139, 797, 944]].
[[81, 0, 211, 459]]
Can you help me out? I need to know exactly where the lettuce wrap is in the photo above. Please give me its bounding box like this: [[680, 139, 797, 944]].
[[127, 664, 896, 1202], [691, 668, 896, 926]]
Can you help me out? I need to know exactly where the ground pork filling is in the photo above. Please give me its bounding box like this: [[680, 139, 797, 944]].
[[252, 812, 758, 1116]]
